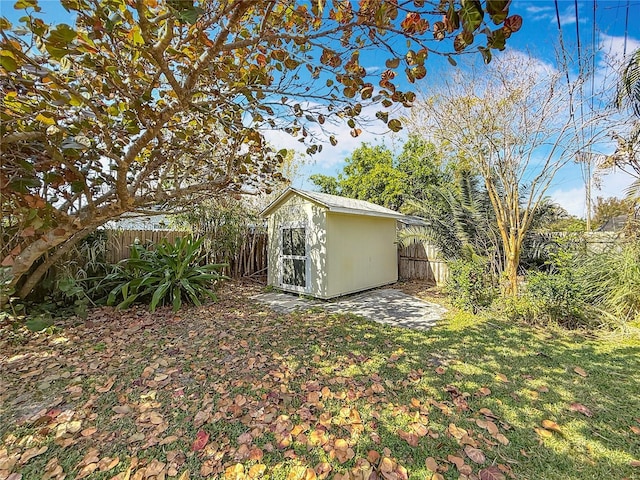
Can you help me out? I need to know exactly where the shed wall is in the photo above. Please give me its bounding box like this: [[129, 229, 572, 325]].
[[325, 213, 397, 298], [266, 195, 328, 296]]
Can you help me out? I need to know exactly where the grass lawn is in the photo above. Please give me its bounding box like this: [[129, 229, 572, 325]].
[[1, 281, 639, 480]]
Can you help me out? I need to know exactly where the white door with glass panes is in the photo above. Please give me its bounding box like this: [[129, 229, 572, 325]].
[[279, 224, 308, 292]]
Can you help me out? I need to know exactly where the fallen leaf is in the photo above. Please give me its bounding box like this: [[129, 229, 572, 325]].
[[145, 459, 165, 476], [630, 460, 640, 467], [76, 463, 98, 479], [569, 403, 593, 417], [573, 367, 588, 377], [248, 464, 266, 479], [541, 419, 563, 434], [225, 463, 244, 480], [537, 385, 549, 393], [81, 427, 98, 437], [193, 410, 209, 428], [96, 376, 116, 393], [534, 427, 553, 438], [479, 465, 506, 480], [464, 445, 486, 464], [496, 373, 509, 382], [425, 457, 438, 472], [631, 426, 640, 435], [177, 471, 190, 480], [192, 430, 209, 452], [19, 446, 48, 465]]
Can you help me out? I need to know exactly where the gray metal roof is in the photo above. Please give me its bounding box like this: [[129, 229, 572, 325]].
[[261, 187, 406, 219]]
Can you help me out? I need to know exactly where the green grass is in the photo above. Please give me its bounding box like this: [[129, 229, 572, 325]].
[[1, 284, 639, 480]]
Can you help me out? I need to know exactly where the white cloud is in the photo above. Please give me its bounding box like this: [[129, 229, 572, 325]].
[[550, 169, 636, 217], [526, 5, 553, 14], [261, 101, 408, 172]]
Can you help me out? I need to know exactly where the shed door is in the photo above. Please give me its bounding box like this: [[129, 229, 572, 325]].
[[280, 226, 308, 291]]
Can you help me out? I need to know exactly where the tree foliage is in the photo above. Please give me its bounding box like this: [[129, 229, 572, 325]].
[[592, 196, 633, 228], [310, 135, 448, 210], [0, 0, 522, 302]]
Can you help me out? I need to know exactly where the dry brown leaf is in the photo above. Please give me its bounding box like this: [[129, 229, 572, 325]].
[[479, 466, 506, 480], [76, 462, 98, 479], [630, 460, 640, 467], [193, 411, 209, 428], [569, 403, 593, 417], [177, 471, 190, 480], [81, 427, 98, 437], [447, 455, 464, 468], [495, 433, 509, 445], [464, 445, 486, 464], [96, 376, 116, 393], [631, 426, 640, 435], [496, 373, 509, 382], [19, 446, 48, 465], [573, 367, 588, 377], [425, 457, 438, 472]]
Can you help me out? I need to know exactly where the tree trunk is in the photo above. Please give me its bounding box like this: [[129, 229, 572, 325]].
[[17, 227, 95, 299], [503, 240, 521, 297]]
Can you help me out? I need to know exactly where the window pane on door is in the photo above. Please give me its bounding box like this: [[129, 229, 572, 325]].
[[282, 258, 306, 287], [282, 228, 305, 256]]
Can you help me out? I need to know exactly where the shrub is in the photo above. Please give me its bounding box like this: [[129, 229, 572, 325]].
[[99, 235, 226, 312], [446, 258, 498, 313], [518, 270, 591, 328], [577, 241, 640, 326]]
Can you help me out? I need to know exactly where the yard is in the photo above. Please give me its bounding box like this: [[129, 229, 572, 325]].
[[1, 281, 639, 480]]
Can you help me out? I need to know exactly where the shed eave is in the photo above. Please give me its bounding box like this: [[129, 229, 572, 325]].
[[327, 206, 406, 219]]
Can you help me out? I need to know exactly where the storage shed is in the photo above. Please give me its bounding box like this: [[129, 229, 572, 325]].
[[261, 188, 405, 299]]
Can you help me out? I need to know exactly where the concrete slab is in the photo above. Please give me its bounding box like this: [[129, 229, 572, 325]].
[[251, 288, 446, 330]]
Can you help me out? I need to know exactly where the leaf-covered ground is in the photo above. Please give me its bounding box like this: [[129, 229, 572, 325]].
[[1, 281, 639, 480]]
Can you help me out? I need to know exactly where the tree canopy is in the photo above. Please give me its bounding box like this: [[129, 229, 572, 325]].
[[309, 135, 448, 210]]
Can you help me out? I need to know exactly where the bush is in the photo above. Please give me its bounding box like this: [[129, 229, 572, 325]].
[[515, 270, 591, 328], [506, 241, 640, 329], [98, 235, 226, 312], [446, 258, 497, 313], [577, 241, 640, 326]]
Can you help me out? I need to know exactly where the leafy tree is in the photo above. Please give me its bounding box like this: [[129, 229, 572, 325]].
[[310, 135, 448, 210], [592, 196, 633, 228], [407, 52, 596, 295], [0, 0, 522, 303]]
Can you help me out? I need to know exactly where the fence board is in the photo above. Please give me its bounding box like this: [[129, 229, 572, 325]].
[[398, 242, 449, 285], [104, 229, 267, 278]]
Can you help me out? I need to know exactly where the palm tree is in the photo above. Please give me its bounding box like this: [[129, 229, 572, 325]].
[[617, 48, 640, 116]]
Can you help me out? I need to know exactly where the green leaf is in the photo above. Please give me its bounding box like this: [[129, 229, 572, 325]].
[[460, 0, 484, 32], [0, 54, 18, 72], [486, 0, 510, 25], [49, 24, 77, 44], [14, 0, 40, 10], [35, 112, 56, 125]]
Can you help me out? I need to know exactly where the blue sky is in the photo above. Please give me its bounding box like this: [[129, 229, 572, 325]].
[[2, 0, 639, 216]]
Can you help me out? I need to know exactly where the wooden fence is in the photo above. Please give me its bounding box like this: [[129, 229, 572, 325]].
[[398, 242, 449, 285], [104, 229, 267, 278]]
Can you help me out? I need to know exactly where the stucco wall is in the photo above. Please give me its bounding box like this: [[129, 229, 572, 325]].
[[266, 194, 327, 296], [325, 213, 398, 298]]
